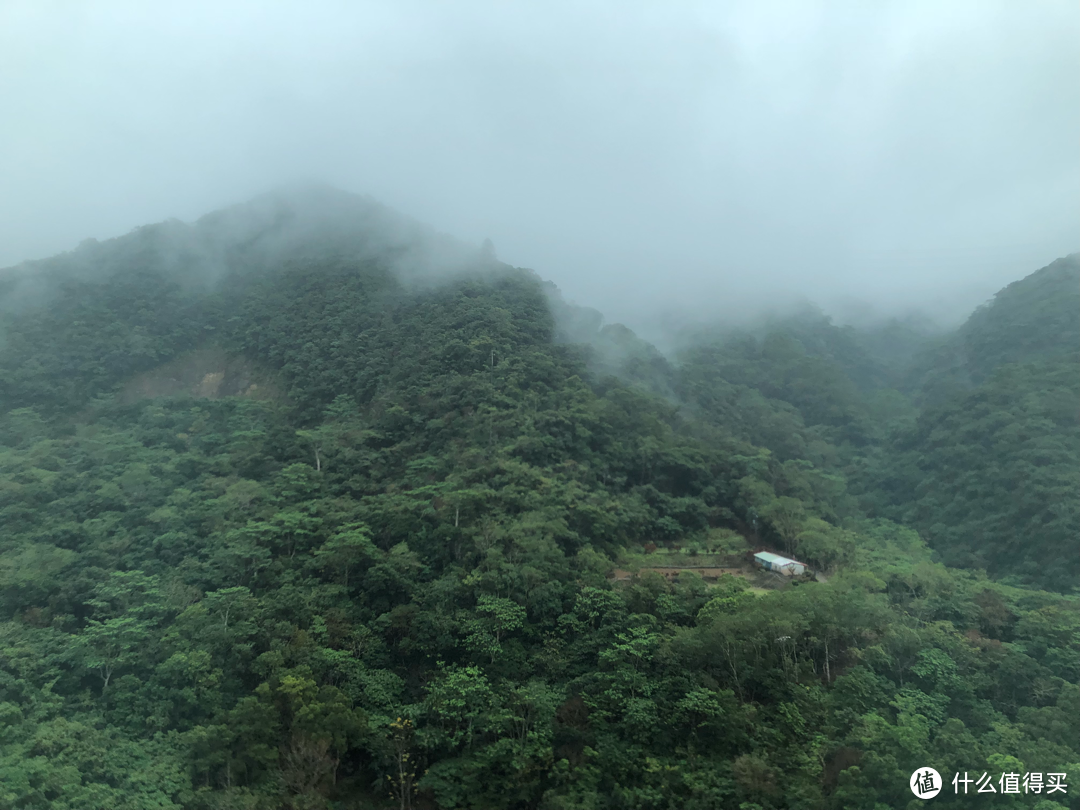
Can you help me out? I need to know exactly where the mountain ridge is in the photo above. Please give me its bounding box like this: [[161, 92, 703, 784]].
[[0, 188, 1077, 809]]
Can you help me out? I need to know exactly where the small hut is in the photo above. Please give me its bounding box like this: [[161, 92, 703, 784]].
[[752, 551, 808, 577]]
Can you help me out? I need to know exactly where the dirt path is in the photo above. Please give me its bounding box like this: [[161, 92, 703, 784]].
[[611, 566, 751, 582]]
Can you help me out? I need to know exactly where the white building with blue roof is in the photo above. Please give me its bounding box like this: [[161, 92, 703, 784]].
[[753, 551, 808, 576]]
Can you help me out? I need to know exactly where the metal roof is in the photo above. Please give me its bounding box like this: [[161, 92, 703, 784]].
[[753, 551, 804, 567]]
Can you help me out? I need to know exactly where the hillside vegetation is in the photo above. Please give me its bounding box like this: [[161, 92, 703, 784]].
[[874, 255, 1080, 590], [0, 189, 1076, 809]]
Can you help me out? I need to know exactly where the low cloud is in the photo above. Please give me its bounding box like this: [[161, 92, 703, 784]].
[[1, 1, 1076, 331]]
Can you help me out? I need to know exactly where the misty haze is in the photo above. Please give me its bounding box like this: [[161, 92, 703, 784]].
[[0, 3, 1078, 809]]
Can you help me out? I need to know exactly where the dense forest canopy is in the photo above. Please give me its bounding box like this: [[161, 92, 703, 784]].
[[0, 189, 1077, 809]]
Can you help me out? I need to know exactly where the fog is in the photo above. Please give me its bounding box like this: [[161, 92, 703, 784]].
[[2, 1, 1077, 331]]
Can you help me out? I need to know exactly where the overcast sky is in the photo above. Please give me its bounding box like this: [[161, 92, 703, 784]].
[[2, 0, 1077, 328]]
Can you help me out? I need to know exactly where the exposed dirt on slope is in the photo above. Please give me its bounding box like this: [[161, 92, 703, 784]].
[[611, 566, 751, 583], [119, 347, 285, 404]]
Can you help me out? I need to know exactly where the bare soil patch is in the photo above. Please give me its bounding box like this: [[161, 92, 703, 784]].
[[611, 566, 752, 583], [120, 347, 284, 403]]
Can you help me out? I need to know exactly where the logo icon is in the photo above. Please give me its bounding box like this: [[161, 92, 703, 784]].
[[910, 768, 942, 799]]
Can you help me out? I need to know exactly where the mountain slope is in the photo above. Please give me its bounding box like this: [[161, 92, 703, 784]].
[[0, 186, 483, 415], [861, 255, 1080, 590], [661, 258, 1078, 591], [0, 190, 1077, 809], [911, 253, 1080, 403]]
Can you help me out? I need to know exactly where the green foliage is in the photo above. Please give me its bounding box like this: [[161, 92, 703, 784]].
[[876, 358, 1080, 589], [0, 193, 1076, 808]]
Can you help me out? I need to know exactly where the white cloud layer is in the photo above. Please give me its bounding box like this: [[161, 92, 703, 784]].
[[2, 0, 1077, 327]]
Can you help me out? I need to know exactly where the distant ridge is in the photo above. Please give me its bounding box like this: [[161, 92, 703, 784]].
[[911, 253, 1080, 399], [0, 185, 483, 296]]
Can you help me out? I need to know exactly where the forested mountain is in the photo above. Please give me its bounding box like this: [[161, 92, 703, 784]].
[[912, 255, 1080, 399], [664, 260, 1079, 592], [0, 189, 1076, 809], [872, 255, 1080, 590]]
